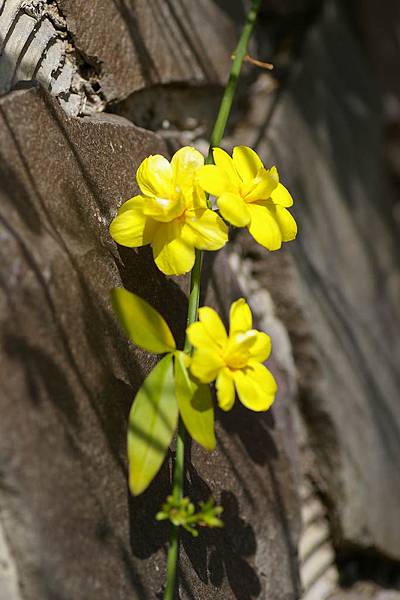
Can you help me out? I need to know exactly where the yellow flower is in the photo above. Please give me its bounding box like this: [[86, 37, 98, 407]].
[[198, 146, 297, 251], [187, 298, 277, 412], [109, 147, 228, 275]]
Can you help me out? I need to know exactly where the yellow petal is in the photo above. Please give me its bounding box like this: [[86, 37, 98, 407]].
[[136, 154, 173, 198], [229, 298, 252, 334], [249, 331, 271, 362], [198, 164, 234, 196], [224, 330, 257, 369], [186, 321, 221, 353], [270, 182, 293, 207], [243, 167, 279, 202], [249, 362, 277, 397], [233, 363, 276, 412], [142, 194, 186, 222], [171, 146, 204, 195], [212, 148, 241, 187], [232, 146, 264, 182], [191, 184, 209, 209], [109, 207, 157, 247], [247, 203, 282, 251], [216, 368, 235, 411], [217, 192, 251, 227], [271, 205, 297, 241], [189, 348, 225, 383], [152, 222, 195, 275], [184, 208, 228, 250], [198, 306, 228, 347], [117, 195, 146, 214]]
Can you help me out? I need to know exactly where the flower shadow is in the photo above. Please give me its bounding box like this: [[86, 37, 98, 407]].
[[219, 401, 278, 465]]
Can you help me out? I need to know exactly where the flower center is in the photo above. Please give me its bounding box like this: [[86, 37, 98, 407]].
[[222, 331, 256, 370], [239, 178, 258, 201], [143, 194, 186, 222], [224, 352, 249, 370]]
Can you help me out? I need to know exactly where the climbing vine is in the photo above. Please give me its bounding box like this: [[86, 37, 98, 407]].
[[108, 1, 297, 597]]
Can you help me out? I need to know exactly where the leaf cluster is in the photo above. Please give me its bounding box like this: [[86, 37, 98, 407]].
[[156, 496, 223, 537], [112, 288, 215, 495]]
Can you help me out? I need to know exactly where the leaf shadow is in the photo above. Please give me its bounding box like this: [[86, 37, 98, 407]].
[[181, 465, 261, 600]]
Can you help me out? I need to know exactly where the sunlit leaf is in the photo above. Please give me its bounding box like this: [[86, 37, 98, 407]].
[[128, 354, 178, 495], [174, 352, 215, 451], [111, 288, 176, 353]]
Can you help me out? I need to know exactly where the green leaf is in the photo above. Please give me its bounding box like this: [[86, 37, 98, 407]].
[[128, 354, 178, 495], [111, 288, 176, 354], [174, 352, 215, 451]]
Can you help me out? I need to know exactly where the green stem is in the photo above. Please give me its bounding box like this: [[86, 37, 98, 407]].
[[163, 2, 261, 598], [164, 250, 202, 600], [206, 0, 262, 162], [163, 418, 185, 600], [184, 251, 203, 353]]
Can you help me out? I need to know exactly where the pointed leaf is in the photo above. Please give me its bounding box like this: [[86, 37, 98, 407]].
[[175, 352, 215, 451], [112, 288, 176, 353], [128, 354, 178, 495]]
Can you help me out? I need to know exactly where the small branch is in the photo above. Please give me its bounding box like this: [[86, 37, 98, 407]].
[[244, 54, 274, 70]]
